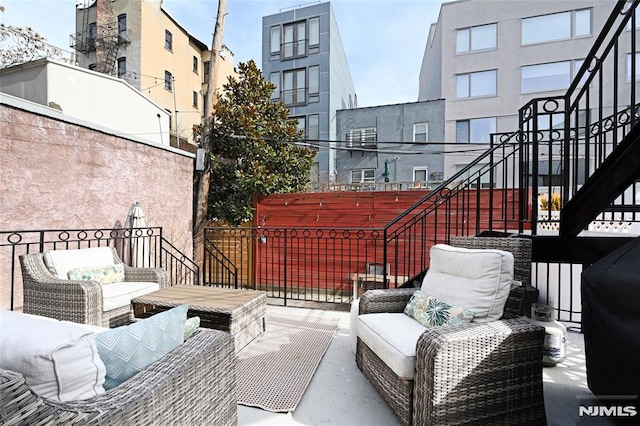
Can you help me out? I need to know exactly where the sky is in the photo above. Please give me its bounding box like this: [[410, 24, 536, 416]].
[[0, 0, 445, 107]]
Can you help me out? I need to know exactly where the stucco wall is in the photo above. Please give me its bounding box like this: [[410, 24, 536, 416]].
[[0, 95, 194, 310]]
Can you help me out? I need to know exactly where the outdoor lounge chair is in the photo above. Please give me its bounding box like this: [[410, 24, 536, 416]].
[[355, 236, 547, 425], [20, 247, 167, 327]]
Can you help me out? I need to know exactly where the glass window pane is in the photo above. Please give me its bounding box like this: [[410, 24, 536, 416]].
[[295, 116, 305, 134], [270, 26, 280, 54], [414, 123, 428, 142], [470, 117, 496, 143], [296, 22, 306, 56], [456, 121, 469, 143], [471, 24, 496, 50], [456, 28, 470, 53], [470, 70, 496, 96], [270, 72, 280, 99], [575, 9, 591, 37], [457, 74, 469, 98], [309, 66, 319, 94], [522, 12, 571, 44], [522, 61, 571, 93], [284, 25, 293, 57], [309, 17, 319, 45], [309, 114, 319, 140], [627, 53, 640, 81], [414, 169, 427, 181]]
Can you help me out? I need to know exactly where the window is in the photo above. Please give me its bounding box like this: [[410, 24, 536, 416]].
[[456, 23, 496, 53], [413, 167, 428, 182], [88, 22, 97, 49], [294, 116, 306, 135], [283, 69, 306, 106], [456, 70, 497, 98], [164, 70, 173, 91], [522, 61, 572, 93], [308, 114, 319, 140], [346, 128, 377, 146], [456, 117, 496, 143], [270, 26, 281, 56], [193, 56, 198, 74], [283, 21, 307, 59], [165, 30, 172, 51], [193, 91, 198, 108], [270, 72, 280, 100], [308, 65, 319, 102], [309, 17, 320, 54], [522, 9, 591, 45], [413, 123, 428, 142], [117, 57, 126, 78], [627, 52, 640, 81], [203, 61, 210, 83], [117, 14, 127, 42], [351, 169, 376, 184]]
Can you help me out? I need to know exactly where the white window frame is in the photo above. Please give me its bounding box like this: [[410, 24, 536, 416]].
[[351, 169, 376, 184], [413, 167, 429, 183], [413, 123, 428, 142], [456, 70, 497, 98], [456, 23, 497, 53]]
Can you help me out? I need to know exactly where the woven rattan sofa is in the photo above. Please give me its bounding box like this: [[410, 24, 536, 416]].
[[355, 237, 547, 425], [20, 247, 167, 327], [0, 327, 237, 425]]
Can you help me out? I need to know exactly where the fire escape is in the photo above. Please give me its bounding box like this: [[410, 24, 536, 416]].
[[69, 0, 124, 76]]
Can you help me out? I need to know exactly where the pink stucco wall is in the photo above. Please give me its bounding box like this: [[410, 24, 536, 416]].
[[0, 99, 194, 310]]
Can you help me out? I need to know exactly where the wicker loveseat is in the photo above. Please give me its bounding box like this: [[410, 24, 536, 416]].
[[20, 247, 167, 327], [355, 237, 547, 425], [0, 327, 237, 425]]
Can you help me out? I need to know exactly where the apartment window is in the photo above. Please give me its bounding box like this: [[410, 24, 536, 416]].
[[293, 116, 306, 136], [193, 91, 198, 108], [308, 65, 319, 102], [627, 52, 640, 81], [522, 9, 591, 45], [165, 30, 172, 51], [413, 123, 428, 142], [456, 117, 496, 143], [117, 57, 126, 78], [456, 70, 497, 98], [309, 17, 320, 54], [351, 169, 376, 184], [413, 167, 429, 183], [456, 23, 496, 53], [283, 21, 307, 59], [346, 128, 377, 145], [193, 56, 198, 74], [270, 72, 280, 100], [270, 26, 281, 56], [117, 14, 127, 42], [522, 61, 572, 93], [283, 69, 306, 106], [88, 22, 97, 49], [203, 61, 210, 83], [164, 71, 173, 91], [308, 114, 319, 140]]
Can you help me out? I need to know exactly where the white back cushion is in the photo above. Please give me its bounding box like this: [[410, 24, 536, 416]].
[[44, 247, 115, 279], [421, 244, 514, 323]]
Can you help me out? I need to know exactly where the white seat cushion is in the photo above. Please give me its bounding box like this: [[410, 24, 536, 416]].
[[101, 281, 159, 312], [422, 244, 514, 323], [358, 313, 427, 379], [0, 310, 106, 402], [44, 247, 115, 279]]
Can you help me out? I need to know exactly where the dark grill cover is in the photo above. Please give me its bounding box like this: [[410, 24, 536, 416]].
[[581, 237, 640, 398]]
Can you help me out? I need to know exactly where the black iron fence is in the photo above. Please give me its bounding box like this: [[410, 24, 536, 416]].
[[0, 227, 198, 311]]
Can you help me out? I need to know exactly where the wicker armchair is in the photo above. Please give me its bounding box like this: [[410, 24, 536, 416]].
[[20, 247, 167, 327], [0, 328, 237, 425], [356, 237, 547, 425]]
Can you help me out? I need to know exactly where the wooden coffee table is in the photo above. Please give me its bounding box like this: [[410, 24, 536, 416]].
[[131, 285, 267, 352]]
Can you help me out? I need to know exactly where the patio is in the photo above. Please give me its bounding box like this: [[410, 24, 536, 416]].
[[238, 304, 614, 426]]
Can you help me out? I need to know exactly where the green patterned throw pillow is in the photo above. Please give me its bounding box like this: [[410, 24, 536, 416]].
[[67, 263, 125, 284], [184, 316, 200, 340], [404, 290, 474, 328]]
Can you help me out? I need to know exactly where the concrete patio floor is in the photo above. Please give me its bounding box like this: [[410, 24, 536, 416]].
[[237, 305, 614, 426]]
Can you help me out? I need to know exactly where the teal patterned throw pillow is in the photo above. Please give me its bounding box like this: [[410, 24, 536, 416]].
[[67, 263, 125, 284], [404, 290, 474, 328]]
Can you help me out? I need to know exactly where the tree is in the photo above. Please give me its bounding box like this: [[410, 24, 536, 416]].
[[207, 60, 315, 225], [0, 7, 64, 68]]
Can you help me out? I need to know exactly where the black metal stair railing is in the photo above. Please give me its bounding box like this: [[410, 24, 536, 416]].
[[521, 0, 640, 237]]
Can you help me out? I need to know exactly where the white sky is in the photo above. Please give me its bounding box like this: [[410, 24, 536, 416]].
[[0, 0, 445, 107]]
